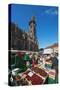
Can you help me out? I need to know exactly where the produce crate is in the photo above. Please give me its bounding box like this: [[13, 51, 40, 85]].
[[48, 69, 56, 84], [31, 67, 48, 78], [23, 70, 44, 85]]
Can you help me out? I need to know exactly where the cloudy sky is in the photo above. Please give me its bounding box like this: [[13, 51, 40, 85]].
[[9, 4, 58, 48]]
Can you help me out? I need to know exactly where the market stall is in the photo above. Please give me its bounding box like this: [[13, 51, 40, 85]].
[[9, 51, 58, 86]]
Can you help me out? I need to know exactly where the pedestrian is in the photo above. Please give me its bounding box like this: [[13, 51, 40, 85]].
[[51, 56, 58, 83]]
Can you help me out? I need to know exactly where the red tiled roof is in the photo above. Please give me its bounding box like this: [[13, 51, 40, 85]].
[[45, 43, 58, 49]]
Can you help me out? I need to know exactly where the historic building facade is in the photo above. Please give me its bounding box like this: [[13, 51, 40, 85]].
[[9, 16, 38, 51]]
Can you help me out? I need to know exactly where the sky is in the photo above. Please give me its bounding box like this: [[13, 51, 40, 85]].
[[9, 4, 58, 49]]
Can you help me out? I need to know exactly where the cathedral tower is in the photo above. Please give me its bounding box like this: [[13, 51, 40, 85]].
[[29, 16, 36, 41]]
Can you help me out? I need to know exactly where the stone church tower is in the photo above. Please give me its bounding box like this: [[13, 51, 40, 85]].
[[29, 16, 36, 41], [28, 16, 38, 51]]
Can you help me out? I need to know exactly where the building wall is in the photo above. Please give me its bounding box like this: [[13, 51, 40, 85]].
[[43, 48, 53, 54], [53, 46, 58, 53], [43, 45, 58, 55]]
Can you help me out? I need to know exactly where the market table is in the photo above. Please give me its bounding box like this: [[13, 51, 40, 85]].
[[31, 67, 48, 78]]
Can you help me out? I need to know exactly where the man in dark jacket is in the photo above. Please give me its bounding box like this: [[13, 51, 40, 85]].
[[51, 56, 58, 83]]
